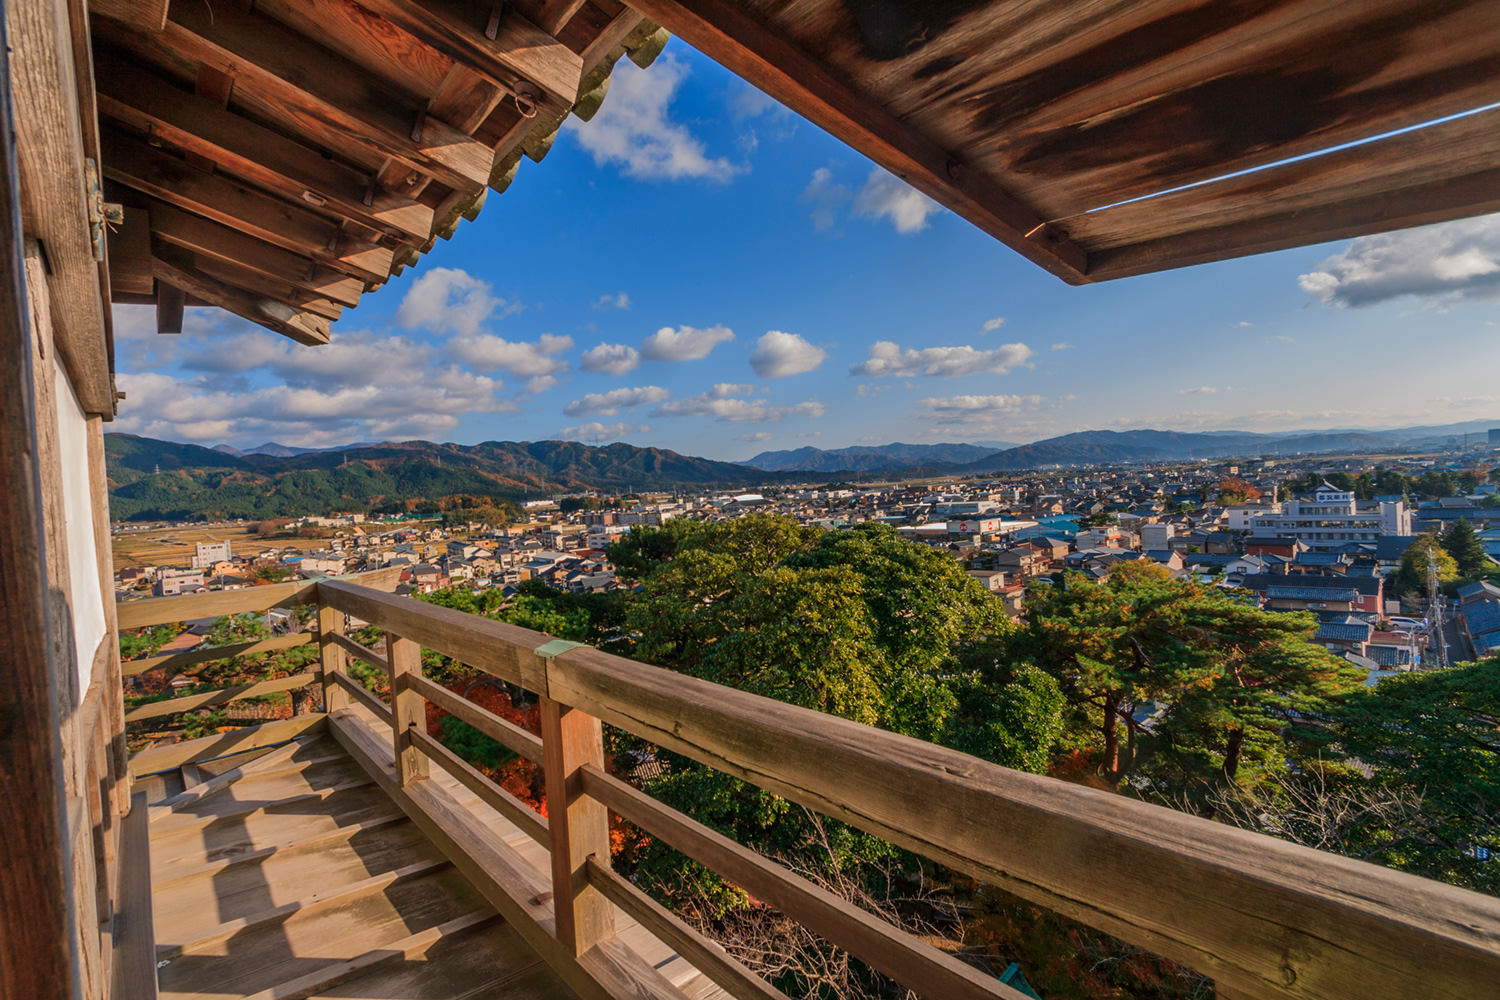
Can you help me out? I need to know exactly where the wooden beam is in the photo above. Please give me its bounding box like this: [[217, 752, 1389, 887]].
[[150, 244, 331, 346], [534, 0, 590, 37], [93, 52, 434, 243], [318, 605, 348, 714], [8, 0, 115, 413], [540, 696, 614, 956], [405, 672, 543, 763], [623, 0, 1089, 284], [124, 671, 319, 724], [155, 3, 494, 192], [122, 630, 314, 677], [192, 257, 344, 322], [352, 0, 583, 112], [89, 0, 168, 31], [0, 29, 77, 994], [102, 127, 394, 284], [154, 279, 184, 334], [387, 635, 428, 786], [142, 199, 364, 308], [410, 729, 548, 845], [585, 858, 792, 1000], [108, 792, 157, 1000], [330, 631, 389, 674], [581, 764, 1023, 1000], [106, 204, 152, 297]]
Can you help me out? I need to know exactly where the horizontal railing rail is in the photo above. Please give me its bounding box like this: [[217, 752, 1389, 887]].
[[118, 574, 1500, 1000], [313, 578, 1500, 1000], [116, 570, 404, 755]]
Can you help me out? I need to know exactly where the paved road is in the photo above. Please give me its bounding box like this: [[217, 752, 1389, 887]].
[[1432, 611, 1472, 667]]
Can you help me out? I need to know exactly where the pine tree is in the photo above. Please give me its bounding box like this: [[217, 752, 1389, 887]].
[[1442, 518, 1487, 577]]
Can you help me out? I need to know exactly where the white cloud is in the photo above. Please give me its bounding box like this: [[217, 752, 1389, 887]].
[[579, 342, 641, 375], [595, 292, 631, 310], [921, 394, 1045, 415], [750, 330, 827, 378], [1050, 342, 1073, 351], [563, 385, 671, 417], [640, 324, 735, 361], [981, 317, 1005, 333], [565, 53, 737, 182], [1177, 386, 1220, 396], [1299, 214, 1500, 307], [652, 389, 824, 423], [1237, 321, 1255, 327], [113, 362, 512, 448], [524, 375, 560, 395], [851, 340, 1034, 377], [854, 168, 941, 234], [738, 431, 773, 442], [558, 421, 651, 443], [396, 267, 516, 336], [801, 167, 852, 232], [450, 332, 572, 376]]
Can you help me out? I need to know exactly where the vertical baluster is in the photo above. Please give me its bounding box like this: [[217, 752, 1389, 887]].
[[317, 604, 347, 714], [387, 634, 428, 786], [540, 696, 614, 954]]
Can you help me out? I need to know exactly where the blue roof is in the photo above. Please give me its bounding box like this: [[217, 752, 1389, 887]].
[[1316, 622, 1373, 642], [1368, 644, 1413, 667], [1462, 600, 1500, 638], [1267, 586, 1360, 602]]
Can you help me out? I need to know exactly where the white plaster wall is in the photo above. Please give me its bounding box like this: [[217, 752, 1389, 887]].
[[53, 354, 106, 697]]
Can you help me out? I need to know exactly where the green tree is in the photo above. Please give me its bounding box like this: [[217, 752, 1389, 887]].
[[1394, 532, 1458, 597], [1328, 656, 1500, 894], [1016, 562, 1360, 788], [1442, 519, 1488, 577]]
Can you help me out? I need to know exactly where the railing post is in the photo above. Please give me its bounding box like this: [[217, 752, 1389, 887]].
[[540, 693, 615, 955], [386, 634, 428, 786], [317, 604, 347, 713]]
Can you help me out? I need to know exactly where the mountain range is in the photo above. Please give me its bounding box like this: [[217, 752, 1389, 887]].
[[738, 421, 1500, 476], [104, 435, 783, 521], [105, 418, 1498, 521]]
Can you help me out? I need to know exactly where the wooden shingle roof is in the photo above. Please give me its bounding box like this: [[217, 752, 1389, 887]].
[[628, 0, 1500, 284], [93, 0, 668, 344]]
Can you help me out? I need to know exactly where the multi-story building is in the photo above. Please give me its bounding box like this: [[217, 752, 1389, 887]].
[[1246, 484, 1410, 551], [190, 539, 232, 569]]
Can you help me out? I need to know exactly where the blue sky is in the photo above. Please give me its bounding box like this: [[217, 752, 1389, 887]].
[[112, 40, 1500, 462]]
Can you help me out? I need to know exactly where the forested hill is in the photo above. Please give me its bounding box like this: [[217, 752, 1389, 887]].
[[104, 434, 785, 521]]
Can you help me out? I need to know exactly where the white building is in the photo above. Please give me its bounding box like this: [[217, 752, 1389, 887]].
[[191, 539, 232, 569], [1247, 484, 1410, 552]]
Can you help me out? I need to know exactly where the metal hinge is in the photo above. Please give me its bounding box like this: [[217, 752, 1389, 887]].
[[85, 158, 124, 262]]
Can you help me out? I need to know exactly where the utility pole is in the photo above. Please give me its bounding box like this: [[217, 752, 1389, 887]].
[[1427, 546, 1448, 670]]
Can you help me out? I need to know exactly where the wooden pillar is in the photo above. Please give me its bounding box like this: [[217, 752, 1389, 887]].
[[540, 695, 615, 955], [0, 27, 76, 996], [386, 634, 428, 786], [317, 604, 347, 713]]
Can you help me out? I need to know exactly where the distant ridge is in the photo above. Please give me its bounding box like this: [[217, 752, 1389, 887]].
[[742, 441, 1015, 474], [104, 434, 793, 521]]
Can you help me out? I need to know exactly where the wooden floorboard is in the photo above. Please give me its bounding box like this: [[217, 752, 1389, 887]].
[[145, 734, 577, 999]]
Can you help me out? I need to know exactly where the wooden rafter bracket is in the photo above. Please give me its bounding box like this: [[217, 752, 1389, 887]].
[[150, 242, 330, 346], [144, 2, 494, 193]]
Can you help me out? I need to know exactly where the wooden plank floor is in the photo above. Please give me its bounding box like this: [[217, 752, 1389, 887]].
[[145, 734, 578, 999]]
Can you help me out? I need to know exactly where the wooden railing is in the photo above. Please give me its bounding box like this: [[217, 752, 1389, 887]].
[[118, 577, 1500, 1000]]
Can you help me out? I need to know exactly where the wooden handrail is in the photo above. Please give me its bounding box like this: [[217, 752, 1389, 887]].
[[124, 671, 319, 724], [117, 567, 404, 630], [314, 578, 1500, 1000], [405, 672, 544, 763], [333, 671, 392, 723], [580, 764, 1020, 1000], [584, 858, 790, 1000], [123, 631, 314, 677], [409, 729, 548, 845], [329, 631, 389, 673]]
